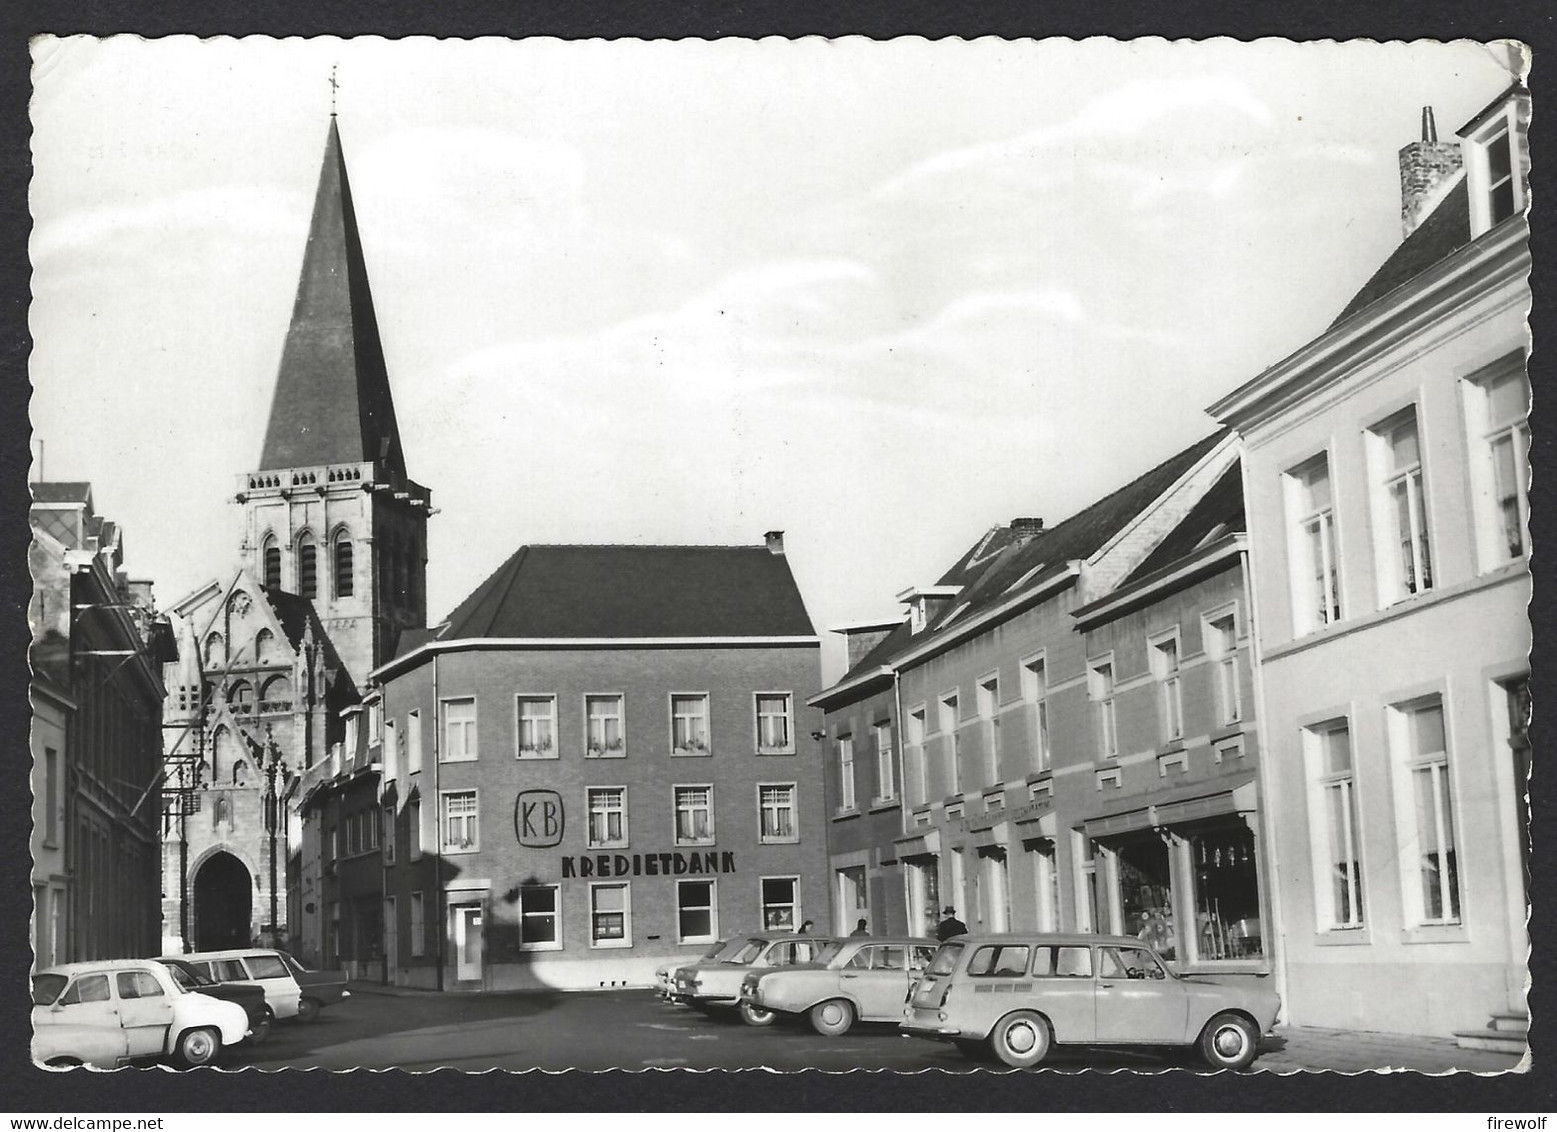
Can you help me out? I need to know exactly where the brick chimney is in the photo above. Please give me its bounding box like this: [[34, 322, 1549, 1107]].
[[1010, 517, 1045, 541], [1399, 106, 1463, 237], [764, 530, 785, 555]]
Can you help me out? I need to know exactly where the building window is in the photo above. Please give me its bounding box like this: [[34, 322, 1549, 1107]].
[[905, 856, 940, 938], [674, 785, 714, 845], [939, 692, 962, 795], [410, 891, 425, 958], [407, 710, 422, 775], [873, 720, 895, 802], [1205, 612, 1241, 726], [671, 694, 711, 755], [440, 790, 478, 854], [1088, 658, 1117, 759], [585, 694, 625, 757], [297, 535, 318, 600], [1390, 697, 1461, 925], [441, 698, 477, 762], [590, 883, 632, 947], [1466, 354, 1531, 567], [587, 787, 628, 849], [334, 535, 354, 598], [1021, 654, 1051, 773], [407, 794, 422, 861], [382, 804, 396, 864], [1286, 455, 1342, 633], [228, 681, 254, 715], [42, 747, 58, 847], [977, 675, 1001, 784], [906, 707, 927, 807], [1307, 721, 1364, 930], [1113, 835, 1175, 958], [516, 695, 557, 758], [520, 885, 560, 950], [1150, 633, 1183, 743], [837, 734, 856, 811], [677, 880, 718, 943], [205, 633, 225, 668], [1369, 409, 1433, 603], [761, 876, 800, 932], [755, 692, 794, 754], [262, 537, 281, 590], [759, 783, 797, 843], [1187, 825, 1264, 960]]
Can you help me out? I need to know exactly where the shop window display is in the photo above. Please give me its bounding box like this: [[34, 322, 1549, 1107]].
[[1189, 825, 1263, 960], [1116, 837, 1174, 958]]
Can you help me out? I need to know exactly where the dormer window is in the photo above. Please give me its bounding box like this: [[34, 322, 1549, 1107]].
[[1461, 90, 1527, 237], [897, 585, 961, 635]]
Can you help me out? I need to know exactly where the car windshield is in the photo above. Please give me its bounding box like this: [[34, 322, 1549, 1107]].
[[159, 963, 205, 992], [726, 939, 767, 965], [31, 974, 67, 1006], [926, 943, 964, 976]]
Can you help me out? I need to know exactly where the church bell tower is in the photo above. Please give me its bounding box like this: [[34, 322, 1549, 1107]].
[[235, 115, 431, 690]]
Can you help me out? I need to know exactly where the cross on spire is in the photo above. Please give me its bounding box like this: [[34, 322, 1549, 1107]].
[[329, 64, 338, 116]]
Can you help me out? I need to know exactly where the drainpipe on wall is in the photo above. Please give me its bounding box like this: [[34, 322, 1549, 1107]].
[[432, 651, 443, 993], [1239, 532, 1289, 1023]]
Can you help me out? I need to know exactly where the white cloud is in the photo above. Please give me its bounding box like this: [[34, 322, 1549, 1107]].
[[29, 185, 305, 263]]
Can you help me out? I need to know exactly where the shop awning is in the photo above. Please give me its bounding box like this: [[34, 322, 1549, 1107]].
[[1083, 769, 1258, 840], [1013, 807, 1058, 839], [892, 828, 942, 858]]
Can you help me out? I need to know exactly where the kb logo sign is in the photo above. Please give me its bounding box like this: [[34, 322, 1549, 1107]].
[[515, 789, 564, 848]]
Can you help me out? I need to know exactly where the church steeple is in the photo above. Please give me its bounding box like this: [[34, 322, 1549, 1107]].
[[259, 118, 406, 476]]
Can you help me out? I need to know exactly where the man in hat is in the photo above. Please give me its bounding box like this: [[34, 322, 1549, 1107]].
[[936, 906, 969, 942]]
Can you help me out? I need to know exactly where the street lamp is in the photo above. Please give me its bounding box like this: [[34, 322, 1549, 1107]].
[[258, 725, 288, 947]]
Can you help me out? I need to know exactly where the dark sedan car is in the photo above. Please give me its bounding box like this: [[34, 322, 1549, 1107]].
[[278, 953, 351, 1022], [155, 957, 272, 1044]]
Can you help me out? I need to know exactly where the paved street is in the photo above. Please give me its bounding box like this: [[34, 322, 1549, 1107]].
[[227, 985, 1526, 1074]]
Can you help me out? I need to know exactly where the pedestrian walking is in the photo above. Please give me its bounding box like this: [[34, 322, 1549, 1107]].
[[796, 919, 816, 934], [936, 906, 968, 941], [850, 918, 870, 937]]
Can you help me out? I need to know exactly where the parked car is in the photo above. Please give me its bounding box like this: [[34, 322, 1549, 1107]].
[[31, 959, 249, 1068], [178, 949, 303, 1021], [654, 939, 736, 1000], [901, 933, 1280, 1070], [739, 936, 938, 1033], [670, 932, 837, 1011], [155, 957, 272, 1043], [276, 953, 351, 1022]]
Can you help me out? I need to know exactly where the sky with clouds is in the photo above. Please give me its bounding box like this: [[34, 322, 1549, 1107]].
[[28, 36, 1520, 679]]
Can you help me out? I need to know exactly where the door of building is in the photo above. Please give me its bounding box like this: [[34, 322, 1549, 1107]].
[[192, 851, 252, 951], [836, 867, 868, 934], [452, 903, 483, 982]]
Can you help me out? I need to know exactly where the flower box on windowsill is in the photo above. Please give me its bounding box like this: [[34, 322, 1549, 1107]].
[[586, 741, 626, 759], [673, 740, 711, 757], [518, 740, 557, 759]]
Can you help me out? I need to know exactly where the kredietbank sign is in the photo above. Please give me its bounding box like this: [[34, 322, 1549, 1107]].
[[516, 788, 739, 878]]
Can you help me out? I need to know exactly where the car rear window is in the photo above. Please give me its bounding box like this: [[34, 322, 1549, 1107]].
[[729, 940, 765, 965], [967, 944, 1032, 977], [926, 943, 963, 976], [32, 974, 67, 1006], [245, 955, 289, 979]]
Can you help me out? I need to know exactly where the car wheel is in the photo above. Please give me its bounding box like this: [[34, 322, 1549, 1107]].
[[174, 1027, 221, 1069], [990, 1010, 1051, 1069], [249, 1007, 274, 1044], [740, 1002, 778, 1027], [297, 997, 322, 1024], [809, 998, 856, 1037], [1198, 1012, 1259, 1071]]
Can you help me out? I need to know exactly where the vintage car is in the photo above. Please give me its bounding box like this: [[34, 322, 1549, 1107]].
[[276, 952, 351, 1022], [670, 932, 837, 1011], [654, 939, 736, 1000], [901, 933, 1281, 1070], [155, 958, 272, 1043], [739, 936, 938, 1034], [31, 958, 250, 1069], [178, 949, 304, 1021]]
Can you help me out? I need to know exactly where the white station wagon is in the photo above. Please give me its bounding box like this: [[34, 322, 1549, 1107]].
[[902, 933, 1281, 1070], [178, 949, 304, 1021], [739, 937, 938, 1034], [31, 958, 250, 1069]]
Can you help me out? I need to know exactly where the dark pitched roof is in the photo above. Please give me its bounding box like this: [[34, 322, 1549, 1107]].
[[259, 118, 406, 475], [30, 482, 94, 505], [1124, 461, 1245, 584], [261, 587, 354, 697], [436, 544, 816, 641], [838, 429, 1227, 681], [1330, 178, 1472, 328]]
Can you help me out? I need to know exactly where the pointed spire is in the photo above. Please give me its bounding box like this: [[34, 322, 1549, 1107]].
[[258, 118, 406, 475]]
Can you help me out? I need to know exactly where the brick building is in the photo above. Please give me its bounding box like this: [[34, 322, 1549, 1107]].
[[370, 536, 827, 991]]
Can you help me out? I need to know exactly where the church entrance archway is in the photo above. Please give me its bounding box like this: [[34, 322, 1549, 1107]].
[[192, 851, 252, 951]]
